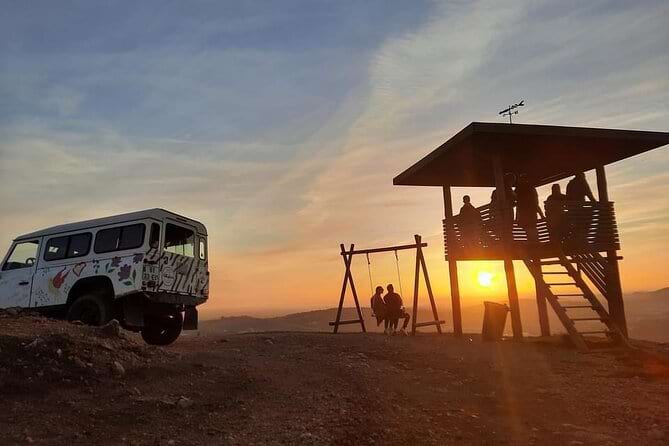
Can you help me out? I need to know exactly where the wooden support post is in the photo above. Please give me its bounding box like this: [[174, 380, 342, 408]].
[[332, 244, 366, 333], [416, 234, 443, 334], [411, 238, 421, 335], [492, 155, 523, 339], [595, 166, 628, 337], [534, 264, 551, 336], [443, 187, 463, 337]]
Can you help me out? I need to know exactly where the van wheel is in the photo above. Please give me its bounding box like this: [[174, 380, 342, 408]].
[[67, 294, 113, 326], [141, 312, 183, 346]]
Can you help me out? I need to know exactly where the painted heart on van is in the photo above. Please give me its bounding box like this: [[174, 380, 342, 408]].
[[72, 262, 86, 277]]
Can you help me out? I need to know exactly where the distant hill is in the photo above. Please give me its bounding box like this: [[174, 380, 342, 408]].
[[201, 288, 669, 342]]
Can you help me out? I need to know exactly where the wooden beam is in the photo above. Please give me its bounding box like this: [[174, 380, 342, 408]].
[[492, 155, 523, 339], [333, 244, 352, 334], [329, 319, 363, 326], [341, 243, 428, 256], [332, 244, 366, 333], [596, 166, 628, 337], [534, 257, 551, 337], [416, 234, 443, 334], [414, 320, 446, 328], [411, 235, 421, 336], [443, 186, 462, 337]]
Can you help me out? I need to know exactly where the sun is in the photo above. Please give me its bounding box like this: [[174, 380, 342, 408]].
[[477, 271, 494, 288]]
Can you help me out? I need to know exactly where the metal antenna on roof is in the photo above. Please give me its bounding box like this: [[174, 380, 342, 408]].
[[499, 100, 524, 124]]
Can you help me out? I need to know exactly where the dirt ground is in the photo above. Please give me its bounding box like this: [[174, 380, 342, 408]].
[[1, 313, 668, 445]]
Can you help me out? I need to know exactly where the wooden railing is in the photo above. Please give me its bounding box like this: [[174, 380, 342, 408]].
[[443, 201, 620, 260]]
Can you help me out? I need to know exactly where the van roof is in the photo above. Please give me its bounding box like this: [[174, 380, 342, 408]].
[[14, 208, 207, 241]]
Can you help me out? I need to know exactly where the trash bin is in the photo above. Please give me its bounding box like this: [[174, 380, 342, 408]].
[[482, 301, 509, 341]]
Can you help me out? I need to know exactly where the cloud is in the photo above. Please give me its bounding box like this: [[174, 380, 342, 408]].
[[1, 1, 668, 314]]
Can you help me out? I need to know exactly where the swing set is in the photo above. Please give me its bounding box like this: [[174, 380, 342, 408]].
[[329, 234, 445, 335]]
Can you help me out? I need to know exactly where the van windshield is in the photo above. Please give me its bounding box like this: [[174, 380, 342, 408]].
[[164, 223, 194, 257]]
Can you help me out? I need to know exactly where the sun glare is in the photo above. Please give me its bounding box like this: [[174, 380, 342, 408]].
[[477, 271, 494, 288]]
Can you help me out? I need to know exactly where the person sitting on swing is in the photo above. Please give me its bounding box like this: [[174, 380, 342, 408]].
[[370, 286, 390, 334], [384, 284, 410, 335]]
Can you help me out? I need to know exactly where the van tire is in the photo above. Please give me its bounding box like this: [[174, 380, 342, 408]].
[[141, 312, 183, 346], [66, 294, 113, 326]]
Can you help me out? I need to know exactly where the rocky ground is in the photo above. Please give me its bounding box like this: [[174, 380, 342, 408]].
[[1, 311, 668, 445]]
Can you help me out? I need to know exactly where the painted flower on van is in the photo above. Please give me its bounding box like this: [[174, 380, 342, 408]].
[[111, 257, 122, 267], [50, 267, 69, 291], [118, 264, 132, 281], [132, 253, 144, 264]]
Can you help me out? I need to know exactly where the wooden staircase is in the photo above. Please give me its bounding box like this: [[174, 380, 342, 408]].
[[524, 252, 630, 352]]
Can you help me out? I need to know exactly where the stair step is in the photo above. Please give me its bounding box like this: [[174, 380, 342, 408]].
[[554, 293, 584, 297], [540, 260, 564, 265], [542, 271, 569, 275], [579, 331, 610, 335], [562, 305, 594, 309], [547, 282, 577, 286], [572, 317, 606, 322]]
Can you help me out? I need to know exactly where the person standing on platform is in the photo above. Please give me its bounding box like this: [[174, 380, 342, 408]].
[[515, 174, 544, 243], [545, 184, 568, 242], [459, 195, 483, 248], [565, 172, 597, 243]]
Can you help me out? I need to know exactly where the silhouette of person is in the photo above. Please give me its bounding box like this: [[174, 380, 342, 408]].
[[545, 184, 567, 242], [566, 172, 596, 202], [515, 174, 544, 242], [565, 172, 597, 243], [459, 195, 482, 247], [370, 286, 389, 333], [383, 284, 410, 335], [490, 173, 517, 236]]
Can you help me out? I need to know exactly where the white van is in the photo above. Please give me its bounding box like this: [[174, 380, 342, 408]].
[[0, 209, 209, 345]]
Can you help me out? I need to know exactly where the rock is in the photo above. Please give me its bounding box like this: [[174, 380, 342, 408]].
[[177, 396, 194, 409], [99, 319, 121, 338], [111, 361, 125, 377], [25, 338, 44, 349], [72, 357, 88, 369], [56, 348, 63, 357], [6, 307, 21, 316]]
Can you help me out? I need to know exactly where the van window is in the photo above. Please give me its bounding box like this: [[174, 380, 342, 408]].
[[2, 241, 39, 271], [44, 236, 69, 261], [119, 224, 144, 250], [94, 223, 146, 253], [44, 233, 91, 261], [94, 227, 121, 253], [67, 233, 92, 257], [164, 224, 194, 257], [199, 238, 207, 261], [149, 223, 161, 249]]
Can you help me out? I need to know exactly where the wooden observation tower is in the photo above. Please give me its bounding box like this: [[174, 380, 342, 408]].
[[394, 122, 669, 350]]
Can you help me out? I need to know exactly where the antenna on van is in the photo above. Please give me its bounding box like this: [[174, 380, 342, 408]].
[[499, 100, 524, 124]]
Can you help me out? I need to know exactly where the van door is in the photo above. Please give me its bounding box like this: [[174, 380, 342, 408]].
[[160, 220, 199, 294], [0, 240, 40, 309]]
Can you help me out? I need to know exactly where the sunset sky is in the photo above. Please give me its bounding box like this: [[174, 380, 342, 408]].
[[1, 1, 668, 318]]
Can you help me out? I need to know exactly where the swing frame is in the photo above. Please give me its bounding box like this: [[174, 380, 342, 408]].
[[329, 234, 445, 335]]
